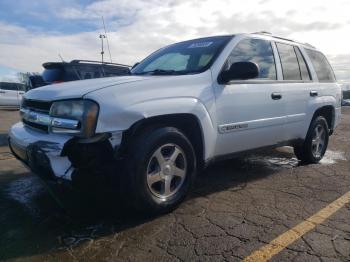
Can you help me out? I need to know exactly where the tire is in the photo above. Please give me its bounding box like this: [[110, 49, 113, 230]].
[[294, 116, 329, 164], [122, 127, 196, 214]]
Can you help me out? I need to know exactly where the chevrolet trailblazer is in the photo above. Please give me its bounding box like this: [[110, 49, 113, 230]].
[[9, 33, 341, 213]]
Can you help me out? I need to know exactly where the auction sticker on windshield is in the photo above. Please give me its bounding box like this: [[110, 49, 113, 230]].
[[188, 42, 213, 48]]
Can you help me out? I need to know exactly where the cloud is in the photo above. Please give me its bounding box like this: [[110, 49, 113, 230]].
[[0, 0, 349, 80], [0, 66, 20, 82]]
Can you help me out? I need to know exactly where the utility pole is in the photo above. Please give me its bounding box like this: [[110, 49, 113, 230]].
[[99, 34, 106, 63]]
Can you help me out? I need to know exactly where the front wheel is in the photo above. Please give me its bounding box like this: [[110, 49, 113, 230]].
[[123, 127, 196, 214], [294, 116, 329, 164]]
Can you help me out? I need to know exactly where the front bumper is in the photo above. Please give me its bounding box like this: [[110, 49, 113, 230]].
[[9, 122, 122, 185], [9, 122, 75, 181]]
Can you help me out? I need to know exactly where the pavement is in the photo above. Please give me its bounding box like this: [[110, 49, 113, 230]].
[[0, 108, 349, 262]]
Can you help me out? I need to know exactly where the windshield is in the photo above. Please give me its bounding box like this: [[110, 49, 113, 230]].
[[131, 35, 233, 75]]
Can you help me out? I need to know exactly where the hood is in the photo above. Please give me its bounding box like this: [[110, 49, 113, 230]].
[[24, 76, 149, 101]]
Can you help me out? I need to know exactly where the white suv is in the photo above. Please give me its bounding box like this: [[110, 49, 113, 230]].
[[9, 33, 341, 213]]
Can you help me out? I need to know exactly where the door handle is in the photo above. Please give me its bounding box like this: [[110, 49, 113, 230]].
[[271, 92, 282, 100], [310, 91, 318, 97], [0, 91, 5, 94]]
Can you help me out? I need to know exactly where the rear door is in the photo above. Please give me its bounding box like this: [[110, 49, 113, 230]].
[[304, 49, 339, 127], [274, 42, 314, 141]]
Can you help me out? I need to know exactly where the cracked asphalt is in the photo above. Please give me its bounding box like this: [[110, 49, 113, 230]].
[[0, 108, 349, 262]]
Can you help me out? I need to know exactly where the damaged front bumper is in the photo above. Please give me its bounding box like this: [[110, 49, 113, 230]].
[[8, 122, 122, 187]]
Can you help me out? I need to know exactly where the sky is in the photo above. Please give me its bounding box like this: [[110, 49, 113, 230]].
[[0, 0, 349, 82]]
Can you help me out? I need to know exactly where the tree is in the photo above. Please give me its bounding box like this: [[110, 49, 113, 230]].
[[16, 72, 33, 85]]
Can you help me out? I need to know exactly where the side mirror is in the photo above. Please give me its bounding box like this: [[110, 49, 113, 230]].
[[219, 61, 259, 84], [131, 62, 140, 69]]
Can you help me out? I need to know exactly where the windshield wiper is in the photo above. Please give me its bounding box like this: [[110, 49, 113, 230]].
[[136, 69, 178, 75]]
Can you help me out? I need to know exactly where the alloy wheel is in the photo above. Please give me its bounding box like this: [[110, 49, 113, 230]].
[[146, 143, 187, 201]]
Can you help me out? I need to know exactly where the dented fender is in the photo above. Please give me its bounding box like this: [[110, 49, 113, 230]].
[[90, 97, 217, 160]]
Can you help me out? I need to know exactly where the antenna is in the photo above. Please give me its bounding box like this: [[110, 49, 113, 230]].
[[102, 16, 113, 63]]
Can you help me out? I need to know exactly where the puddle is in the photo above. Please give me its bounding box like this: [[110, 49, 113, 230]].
[[245, 149, 346, 170], [4, 176, 45, 214], [320, 150, 346, 165], [246, 155, 299, 170]]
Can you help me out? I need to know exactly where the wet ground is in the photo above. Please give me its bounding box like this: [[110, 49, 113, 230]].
[[0, 109, 349, 261]]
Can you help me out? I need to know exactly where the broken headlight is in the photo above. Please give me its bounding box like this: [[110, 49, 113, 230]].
[[49, 99, 99, 138]]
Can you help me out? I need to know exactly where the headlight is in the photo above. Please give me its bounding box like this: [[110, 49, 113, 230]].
[[49, 99, 99, 137]]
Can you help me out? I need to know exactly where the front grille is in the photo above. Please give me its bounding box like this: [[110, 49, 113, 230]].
[[22, 99, 52, 114], [23, 119, 49, 132], [21, 99, 52, 132]]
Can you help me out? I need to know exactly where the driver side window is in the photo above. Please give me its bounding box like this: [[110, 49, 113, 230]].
[[226, 38, 277, 80]]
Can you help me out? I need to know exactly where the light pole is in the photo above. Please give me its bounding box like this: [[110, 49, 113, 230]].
[[99, 34, 106, 63]]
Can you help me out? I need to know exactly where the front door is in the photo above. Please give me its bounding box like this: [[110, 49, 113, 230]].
[[214, 38, 286, 156]]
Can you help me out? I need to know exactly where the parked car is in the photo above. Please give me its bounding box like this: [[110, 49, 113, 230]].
[[342, 99, 350, 106], [9, 33, 341, 214], [28, 60, 131, 89], [342, 89, 350, 106], [0, 82, 26, 107]]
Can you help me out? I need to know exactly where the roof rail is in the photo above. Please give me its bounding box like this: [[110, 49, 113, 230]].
[[253, 31, 272, 35], [70, 60, 131, 68], [251, 32, 316, 48], [252, 31, 295, 42]]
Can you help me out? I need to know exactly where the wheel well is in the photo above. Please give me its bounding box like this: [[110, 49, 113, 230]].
[[313, 106, 334, 131], [121, 114, 205, 168]]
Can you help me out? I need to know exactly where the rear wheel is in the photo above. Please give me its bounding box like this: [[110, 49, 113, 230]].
[[123, 127, 196, 214], [294, 116, 329, 164]]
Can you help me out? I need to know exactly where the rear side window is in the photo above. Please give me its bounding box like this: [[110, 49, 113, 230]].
[[343, 90, 350, 100], [103, 66, 130, 76], [75, 65, 104, 80], [0, 82, 19, 91], [42, 68, 63, 83], [226, 38, 276, 80], [294, 47, 311, 80], [63, 67, 80, 81], [306, 49, 335, 82], [17, 84, 26, 91], [276, 43, 301, 80]]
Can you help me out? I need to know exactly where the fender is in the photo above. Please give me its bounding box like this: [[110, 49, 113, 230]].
[[96, 97, 217, 160], [302, 95, 337, 138]]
